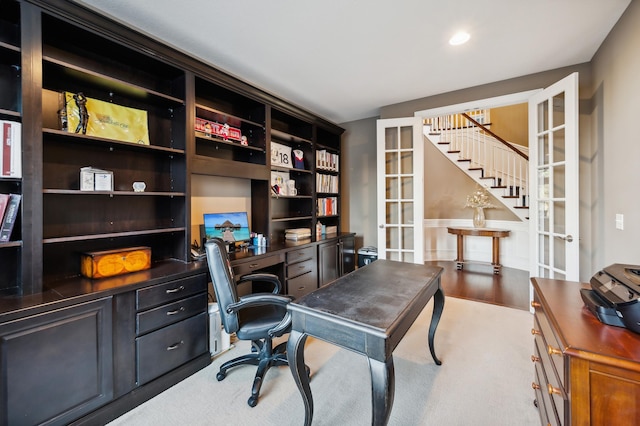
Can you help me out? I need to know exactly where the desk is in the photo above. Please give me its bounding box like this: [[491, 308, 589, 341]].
[[287, 260, 444, 426], [447, 227, 510, 274]]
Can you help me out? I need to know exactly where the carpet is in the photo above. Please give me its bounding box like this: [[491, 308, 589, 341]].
[[107, 297, 540, 425]]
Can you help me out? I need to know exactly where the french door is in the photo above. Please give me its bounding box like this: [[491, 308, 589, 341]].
[[375, 117, 424, 264], [528, 72, 580, 281]]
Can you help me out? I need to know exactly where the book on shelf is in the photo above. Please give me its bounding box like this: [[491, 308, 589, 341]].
[[0, 193, 21, 242], [285, 228, 311, 240], [0, 193, 9, 226], [1, 120, 21, 178], [315, 149, 339, 172]]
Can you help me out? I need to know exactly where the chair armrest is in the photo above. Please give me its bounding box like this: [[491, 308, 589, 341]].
[[226, 293, 293, 314], [237, 272, 282, 294]]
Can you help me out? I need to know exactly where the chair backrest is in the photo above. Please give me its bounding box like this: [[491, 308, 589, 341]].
[[205, 238, 240, 334]]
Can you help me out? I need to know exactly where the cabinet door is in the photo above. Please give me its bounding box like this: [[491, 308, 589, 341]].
[[0, 298, 113, 426], [318, 241, 339, 287], [341, 235, 355, 275]]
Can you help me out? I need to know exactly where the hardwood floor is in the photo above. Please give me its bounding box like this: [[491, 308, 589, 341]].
[[426, 260, 530, 311]]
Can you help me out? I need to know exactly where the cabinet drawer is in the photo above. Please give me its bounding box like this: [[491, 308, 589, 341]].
[[533, 329, 564, 424], [287, 246, 315, 263], [287, 271, 317, 299], [136, 274, 207, 311], [137, 293, 207, 335], [287, 258, 315, 279], [533, 307, 565, 389], [136, 312, 208, 385], [533, 348, 560, 426], [233, 253, 284, 278]]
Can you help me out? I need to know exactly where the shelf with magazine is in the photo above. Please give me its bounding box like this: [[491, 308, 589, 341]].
[[39, 12, 188, 285], [193, 76, 266, 178]]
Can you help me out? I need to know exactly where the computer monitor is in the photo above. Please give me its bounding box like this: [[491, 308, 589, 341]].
[[203, 211, 251, 243]]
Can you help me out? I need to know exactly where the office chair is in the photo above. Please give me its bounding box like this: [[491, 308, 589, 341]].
[[204, 237, 293, 407]]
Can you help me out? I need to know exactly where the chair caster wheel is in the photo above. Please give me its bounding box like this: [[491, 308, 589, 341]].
[[216, 371, 226, 381], [248, 396, 258, 407]]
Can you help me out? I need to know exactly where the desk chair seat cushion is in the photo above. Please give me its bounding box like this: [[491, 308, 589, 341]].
[[237, 304, 289, 341]]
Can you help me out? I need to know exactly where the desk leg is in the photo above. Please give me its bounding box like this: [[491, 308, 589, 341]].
[[368, 356, 395, 426], [287, 330, 312, 426], [428, 286, 445, 365], [455, 235, 464, 270]]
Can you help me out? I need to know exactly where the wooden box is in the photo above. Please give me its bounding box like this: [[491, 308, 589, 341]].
[[81, 246, 151, 279]]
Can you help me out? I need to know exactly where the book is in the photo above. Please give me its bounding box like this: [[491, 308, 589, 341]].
[[0, 120, 21, 178], [0, 193, 9, 226], [0, 193, 21, 242]]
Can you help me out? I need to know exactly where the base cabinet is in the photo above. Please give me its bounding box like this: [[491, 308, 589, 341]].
[[531, 278, 640, 426], [0, 298, 113, 426], [318, 235, 355, 287]]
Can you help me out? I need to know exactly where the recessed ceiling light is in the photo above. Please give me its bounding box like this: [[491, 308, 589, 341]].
[[449, 31, 470, 46]]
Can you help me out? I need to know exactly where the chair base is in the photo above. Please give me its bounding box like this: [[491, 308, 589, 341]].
[[217, 338, 289, 407]]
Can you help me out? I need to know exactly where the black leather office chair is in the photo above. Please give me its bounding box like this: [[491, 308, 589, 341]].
[[204, 237, 293, 407]]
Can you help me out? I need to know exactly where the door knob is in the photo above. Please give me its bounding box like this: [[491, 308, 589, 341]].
[[561, 235, 573, 242]]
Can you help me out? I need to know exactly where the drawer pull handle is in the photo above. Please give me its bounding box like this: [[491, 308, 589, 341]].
[[249, 263, 259, 268], [166, 285, 185, 294], [167, 341, 184, 351], [547, 383, 562, 395], [547, 345, 562, 356], [532, 382, 540, 390], [531, 301, 541, 308], [531, 328, 541, 336], [167, 307, 185, 316], [298, 287, 305, 290], [531, 355, 540, 363]]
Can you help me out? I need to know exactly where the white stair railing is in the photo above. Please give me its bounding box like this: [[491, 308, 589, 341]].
[[424, 110, 529, 217]]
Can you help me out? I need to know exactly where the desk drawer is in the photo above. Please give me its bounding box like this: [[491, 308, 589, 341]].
[[136, 274, 207, 311], [287, 258, 315, 279], [137, 293, 207, 335], [288, 271, 317, 299], [136, 312, 207, 385], [233, 254, 284, 278], [287, 246, 315, 263]]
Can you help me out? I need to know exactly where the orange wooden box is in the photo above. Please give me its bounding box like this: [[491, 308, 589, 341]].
[[80, 246, 151, 279]]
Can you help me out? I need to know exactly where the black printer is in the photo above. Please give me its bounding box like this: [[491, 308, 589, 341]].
[[581, 264, 640, 333]]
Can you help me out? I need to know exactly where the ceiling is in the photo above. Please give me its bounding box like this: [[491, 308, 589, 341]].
[[73, 0, 631, 124]]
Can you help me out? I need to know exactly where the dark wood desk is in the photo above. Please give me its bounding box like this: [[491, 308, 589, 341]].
[[447, 226, 510, 274], [287, 260, 444, 426]]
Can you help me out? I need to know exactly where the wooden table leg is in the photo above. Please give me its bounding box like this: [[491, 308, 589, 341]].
[[455, 234, 464, 270], [491, 236, 501, 274], [288, 330, 312, 426], [369, 356, 395, 426]]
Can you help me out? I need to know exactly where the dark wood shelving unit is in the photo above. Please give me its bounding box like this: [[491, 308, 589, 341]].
[[0, 1, 348, 424]]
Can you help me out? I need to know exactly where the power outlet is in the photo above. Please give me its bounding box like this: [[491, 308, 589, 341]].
[[615, 213, 624, 230]]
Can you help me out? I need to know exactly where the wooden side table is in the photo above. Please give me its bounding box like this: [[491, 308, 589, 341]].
[[447, 227, 510, 274]]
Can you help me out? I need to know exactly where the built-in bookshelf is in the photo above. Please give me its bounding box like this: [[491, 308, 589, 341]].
[[0, 0, 21, 295]]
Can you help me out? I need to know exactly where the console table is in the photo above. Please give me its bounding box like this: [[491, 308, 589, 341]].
[[286, 260, 444, 426], [447, 227, 510, 274]]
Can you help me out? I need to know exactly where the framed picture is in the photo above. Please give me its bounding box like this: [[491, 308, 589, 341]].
[[271, 141, 292, 168]]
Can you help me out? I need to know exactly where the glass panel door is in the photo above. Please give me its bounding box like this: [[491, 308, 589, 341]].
[[528, 73, 579, 281], [376, 117, 424, 264]]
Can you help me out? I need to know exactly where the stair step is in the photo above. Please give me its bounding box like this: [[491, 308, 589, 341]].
[[447, 150, 460, 154], [491, 185, 507, 189], [502, 195, 519, 199], [457, 159, 471, 163], [514, 206, 529, 209], [468, 167, 483, 171]]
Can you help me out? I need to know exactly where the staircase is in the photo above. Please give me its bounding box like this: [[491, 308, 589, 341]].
[[424, 111, 529, 221]]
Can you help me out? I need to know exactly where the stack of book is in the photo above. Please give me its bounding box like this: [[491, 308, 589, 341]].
[[0, 193, 21, 242], [285, 228, 311, 241]]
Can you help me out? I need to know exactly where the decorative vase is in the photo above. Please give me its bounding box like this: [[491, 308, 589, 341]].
[[473, 207, 486, 228]]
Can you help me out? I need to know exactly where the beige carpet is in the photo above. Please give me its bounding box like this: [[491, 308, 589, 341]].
[[107, 297, 539, 425]]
